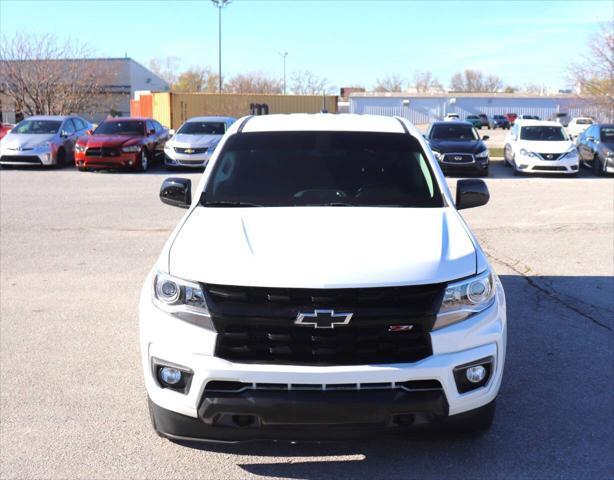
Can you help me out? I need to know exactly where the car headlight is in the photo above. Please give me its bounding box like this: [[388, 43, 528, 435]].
[[605, 149, 614, 157], [152, 270, 214, 330], [432, 150, 444, 161], [75, 144, 86, 153], [33, 143, 51, 153], [560, 147, 578, 159], [122, 145, 141, 153], [164, 143, 173, 151], [519, 148, 535, 158], [475, 149, 489, 159], [433, 269, 496, 330]]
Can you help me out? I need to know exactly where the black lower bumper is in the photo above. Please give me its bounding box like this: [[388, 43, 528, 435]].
[[440, 161, 488, 174], [149, 388, 449, 443]]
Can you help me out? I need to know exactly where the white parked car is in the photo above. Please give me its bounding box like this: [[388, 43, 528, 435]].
[[567, 117, 593, 139], [503, 120, 579, 175], [0, 115, 91, 167], [444, 113, 460, 121], [163, 116, 236, 169], [140, 113, 507, 442]]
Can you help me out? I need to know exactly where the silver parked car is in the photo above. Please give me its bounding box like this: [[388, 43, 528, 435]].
[[163, 116, 236, 169], [0, 115, 92, 167]]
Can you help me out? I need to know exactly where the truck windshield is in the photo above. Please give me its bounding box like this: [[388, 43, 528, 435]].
[[204, 131, 444, 208]]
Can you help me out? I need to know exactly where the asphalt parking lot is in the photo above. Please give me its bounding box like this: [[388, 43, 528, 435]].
[[1, 163, 612, 479]]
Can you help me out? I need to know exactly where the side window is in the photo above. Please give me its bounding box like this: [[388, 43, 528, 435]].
[[146, 120, 154, 133], [154, 121, 164, 133], [74, 118, 86, 130], [63, 119, 76, 134]]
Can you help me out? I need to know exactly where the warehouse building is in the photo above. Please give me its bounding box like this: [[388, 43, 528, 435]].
[[349, 92, 597, 126]]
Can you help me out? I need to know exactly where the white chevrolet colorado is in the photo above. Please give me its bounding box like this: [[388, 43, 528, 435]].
[[140, 113, 507, 442]]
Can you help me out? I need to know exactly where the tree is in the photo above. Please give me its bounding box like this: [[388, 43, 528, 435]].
[[567, 23, 613, 120], [521, 83, 545, 95], [148, 56, 180, 87], [412, 70, 443, 93], [449, 69, 502, 92], [374, 74, 405, 92], [0, 33, 107, 117], [224, 72, 282, 93], [173, 67, 219, 92], [290, 70, 331, 95]]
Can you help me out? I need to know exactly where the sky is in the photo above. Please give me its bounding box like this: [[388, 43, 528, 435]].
[[0, 0, 611, 92]]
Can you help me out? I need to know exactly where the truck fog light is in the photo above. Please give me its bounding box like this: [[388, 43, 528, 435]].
[[128, 160, 133, 166], [466, 365, 486, 383], [159, 367, 182, 385]]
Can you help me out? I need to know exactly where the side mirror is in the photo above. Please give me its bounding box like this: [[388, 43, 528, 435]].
[[160, 178, 191, 209], [482, 135, 490, 141], [148, 129, 156, 135], [456, 179, 489, 210], [586, 136, 594, 142], [86, 129, 93, 135], [169, 129, 175, 136], [60, 131, 69, 138]]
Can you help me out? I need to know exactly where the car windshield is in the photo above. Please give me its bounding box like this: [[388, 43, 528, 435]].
[[13, 120, 61, 134], [204, 132, 443, 208], [177, 121, 226, 135], [94, 121, 144, 135], [601, 127, 614, 142], [467, 116, 479, 119], [520, 126, 568, 141], [576, 119, 592, 125], [430, 125, 478, 141]]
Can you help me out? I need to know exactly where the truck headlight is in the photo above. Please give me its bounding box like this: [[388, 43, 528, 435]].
[[75, 144, 86, 153], [475, 149, 489, 159], [519, 148, 535, 157], [122, 145, 141, 153], [153, 270, 214, 330], [434, 269, 496, 330], [432, 150, 444, 161]]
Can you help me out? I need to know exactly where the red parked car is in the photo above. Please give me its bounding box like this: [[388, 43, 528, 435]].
[[0, 122, 14, 140], [505, 113, 518, 125], [74, 117, 169, 171]]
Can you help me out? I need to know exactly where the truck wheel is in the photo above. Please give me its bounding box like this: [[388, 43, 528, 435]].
[[445, 399, 496, 435], [54, 148, 65, 168], [139, 150, 149, 172]]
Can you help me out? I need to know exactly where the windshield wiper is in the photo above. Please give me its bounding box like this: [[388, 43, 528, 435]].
[[204, 201, 262, 207], [299, 202, 356, 207]]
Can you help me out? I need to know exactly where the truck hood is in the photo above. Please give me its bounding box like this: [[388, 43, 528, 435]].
[[519, 140, 574, 153], [168, 207, 477, 288], [168, 133, 221, 148]]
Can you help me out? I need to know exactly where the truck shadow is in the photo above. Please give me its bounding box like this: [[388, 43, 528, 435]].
[[173, 274, 613, 479]]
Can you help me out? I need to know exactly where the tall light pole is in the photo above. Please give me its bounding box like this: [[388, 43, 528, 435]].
[[278, 51, 288, 94], [211, 0, 232, 93]]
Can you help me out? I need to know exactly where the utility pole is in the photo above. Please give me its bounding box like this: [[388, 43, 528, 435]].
[[278, 52, 288, 94], [211, 0, 232, 93]]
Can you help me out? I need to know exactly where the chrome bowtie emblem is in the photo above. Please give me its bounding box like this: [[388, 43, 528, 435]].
[[184, 148, 194, 154], [295, 309, 353, 329]]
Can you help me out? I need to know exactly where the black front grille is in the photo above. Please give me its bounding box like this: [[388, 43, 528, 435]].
[[175, 146, 208, 154], [533, 166, 567, 171], [206, 283, 445, 366], [0, 155, 41, 164], [538, 153, 562, 161], [443, 153, 473, 163], [86, 147, 120, 157]]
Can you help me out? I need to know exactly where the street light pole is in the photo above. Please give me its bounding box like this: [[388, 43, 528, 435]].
[[211, 0, 232, 93], [278, 52, 288, 94]]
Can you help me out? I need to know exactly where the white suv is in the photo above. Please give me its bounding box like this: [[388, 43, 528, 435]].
[[504, 120, 579, 175], [140, 114, 507, 442]]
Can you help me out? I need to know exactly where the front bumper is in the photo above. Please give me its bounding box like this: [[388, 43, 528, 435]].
[[516, 154, 579, 174], [75, 152, 139, 169], [164, 149, 211, 168], [439, 158, 489, 174], [140, 273, 507, 441], [0, 149, 53, 165]]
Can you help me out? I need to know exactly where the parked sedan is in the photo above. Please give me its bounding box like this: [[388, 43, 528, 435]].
[[577, 124, 614, 176], [492, 115, 510, 129], [163, 116, 236, 169], [465, 115, 483, 129], [567, 117, 593, 138], [425, 121, 490, 176], [0, 115, 91, 167], [478, 114, 492, 129], [74, 117, 169, 171]]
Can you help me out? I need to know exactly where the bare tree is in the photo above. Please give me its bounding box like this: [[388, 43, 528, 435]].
[[567, 22, 613, 120], [148, 56, 180, 87], [374, 74, 405, 92], [449, 69, 502, 92], [412, 70, 443, 93], [224, 72, 282, 93], [0, 33, 108, 117], [521, 83, 545, 95], [290, 70, 331, 95], [173, 66, 219, 92]]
